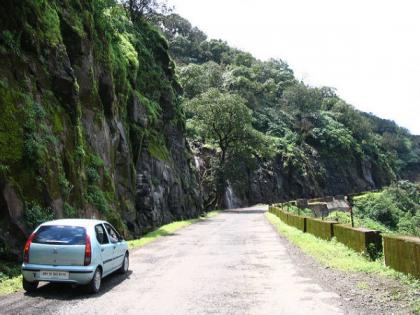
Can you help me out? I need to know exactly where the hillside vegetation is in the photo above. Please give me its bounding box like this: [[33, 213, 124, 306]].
[[0, 0, 203, 259], [282, 181, 419, 236], [155, 13, 420, 208], [327, 181, 419, 236], [351, 181, 419, 236], [0, 0, 419, 260]]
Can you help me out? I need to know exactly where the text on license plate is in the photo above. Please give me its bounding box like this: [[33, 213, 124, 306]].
[[40, 271, 69, 280]]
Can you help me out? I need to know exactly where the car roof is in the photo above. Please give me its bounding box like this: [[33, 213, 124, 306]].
[[40, 219, 107, 228]]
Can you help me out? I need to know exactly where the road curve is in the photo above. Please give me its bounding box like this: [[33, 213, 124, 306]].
[[0, 206, 344, 315]]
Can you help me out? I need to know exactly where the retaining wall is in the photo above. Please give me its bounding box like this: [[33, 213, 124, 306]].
[[383, 235, 420, 279], [334, 224, 382, 256], [269, 203, 419, 279], [286, 212, 306, 232], [305, 218, 337, 241]]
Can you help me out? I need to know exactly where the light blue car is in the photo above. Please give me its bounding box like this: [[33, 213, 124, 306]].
[[21, 219, 129, 294]]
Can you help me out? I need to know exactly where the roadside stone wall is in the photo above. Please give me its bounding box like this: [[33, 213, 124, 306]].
[[305, 218, 337, 241], [334, 224, 382, 258], [383, 235, 420, 279], [270, 204, 420, 279]]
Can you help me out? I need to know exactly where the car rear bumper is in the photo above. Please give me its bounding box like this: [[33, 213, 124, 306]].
[[22, 263, 96, 285]]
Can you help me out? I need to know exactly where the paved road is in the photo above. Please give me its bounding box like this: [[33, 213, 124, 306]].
[[0, 206, 344, 315]]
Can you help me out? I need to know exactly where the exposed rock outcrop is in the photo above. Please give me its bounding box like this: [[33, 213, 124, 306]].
[[0, 0, 202, 259]]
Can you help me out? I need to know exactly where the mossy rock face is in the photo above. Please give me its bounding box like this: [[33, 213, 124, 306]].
[[333, 224, 382, 257], [383, 235, 420, 279], [0, 84, 26, 165], [0, 0, 204, 258], [306, 218, 337, 241]]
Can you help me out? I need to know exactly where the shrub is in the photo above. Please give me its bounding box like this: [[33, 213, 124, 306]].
[[86, 167, 100, 184], [74, 145, 86, 162], [0, 164, 9, 177], [285, 204, 313, 217], [88, 154, 104, 168], [24, 201, 54, 229], [327, 211, 392, 233], [63, 202, 77, 218], [354, 181, 420, 236], [85, 186, 109, 213], [58, 174, 73, 200], [0, 30, 21, 56], [23, 102, 48, 168], [354, 191, 401, 228], [0, 261, 20, 281]]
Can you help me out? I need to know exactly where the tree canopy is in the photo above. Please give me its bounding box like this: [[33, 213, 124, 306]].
[[184, 89, 268, 206], [154, 10, 420, 209]]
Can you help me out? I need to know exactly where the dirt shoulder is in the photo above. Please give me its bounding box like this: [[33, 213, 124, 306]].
[[266, 213, 419, 314]]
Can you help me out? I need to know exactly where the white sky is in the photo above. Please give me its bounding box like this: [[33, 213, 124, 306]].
[[168, 0, 420, 135]]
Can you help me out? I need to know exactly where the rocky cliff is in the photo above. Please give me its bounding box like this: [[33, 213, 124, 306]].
[[158, 14, 418, 210], [242, 152, 390, 206], [194, 143, 392, 209], [0, 0, 202, 259]]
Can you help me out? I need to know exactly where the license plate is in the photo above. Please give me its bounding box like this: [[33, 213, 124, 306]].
[[39, 270, 69, 280]]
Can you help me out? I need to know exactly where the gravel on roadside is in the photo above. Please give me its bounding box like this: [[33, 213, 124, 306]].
[[269, 222, 420, 315]]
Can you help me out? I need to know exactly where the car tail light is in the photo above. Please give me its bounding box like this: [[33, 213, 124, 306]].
[[84, 234, 91, 266], [23, 232, 36, 263]]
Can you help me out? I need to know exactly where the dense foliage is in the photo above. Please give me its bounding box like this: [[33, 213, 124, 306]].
[[0, 0, 186, 237], [153, 12, 420, 207], [324, 181, 420, 236], [352, 181, 420, 236], [0, 0, 418, 242], [184, 89, 269, 205]]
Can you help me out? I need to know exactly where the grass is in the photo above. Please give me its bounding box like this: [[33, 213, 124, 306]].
[[266, 212, 420, 312], [266, 212, 420, 314], [266, 212, 419, 281], [0, 275, 22, 296], [0, 260, 21, 296], [127, 211, 219, 249], [352, 191, 383, 200], [326, 211, 393, 233], [0, 211, 219, 296]]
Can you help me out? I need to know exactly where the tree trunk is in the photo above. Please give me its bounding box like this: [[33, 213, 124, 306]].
[[215, 148, 227, 208]]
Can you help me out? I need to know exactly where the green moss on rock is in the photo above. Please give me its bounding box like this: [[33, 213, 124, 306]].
[[0, 85, 25, 164], [31, 0, 63, 46]]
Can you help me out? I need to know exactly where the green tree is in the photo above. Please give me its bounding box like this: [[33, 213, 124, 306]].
[[123, 0, 171, 21], [177, 62, 223, 98], [184, 89, 258, 207]]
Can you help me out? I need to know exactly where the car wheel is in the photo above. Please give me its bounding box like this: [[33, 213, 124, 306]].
[[118, 252, 129, 274], [22, 278, 38, 293], [86, 267, 102, 294]]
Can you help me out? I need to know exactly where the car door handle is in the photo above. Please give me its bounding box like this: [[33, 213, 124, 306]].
[[113, 245, 116, 249], [101, 248, 104, 252]]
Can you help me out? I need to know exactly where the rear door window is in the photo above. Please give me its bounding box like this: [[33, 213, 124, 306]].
[[95, 224, 109, 244], [33, 225, 86, 245], [104, 223, 120, 243]]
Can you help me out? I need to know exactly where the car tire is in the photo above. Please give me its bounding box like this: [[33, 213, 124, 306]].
[[22, 278, 38, 293], [118, 252, 129, 274], [86, 267, 102, 294]]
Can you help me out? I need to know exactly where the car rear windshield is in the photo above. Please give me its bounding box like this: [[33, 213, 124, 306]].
[[32, 225, 86, 245]]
